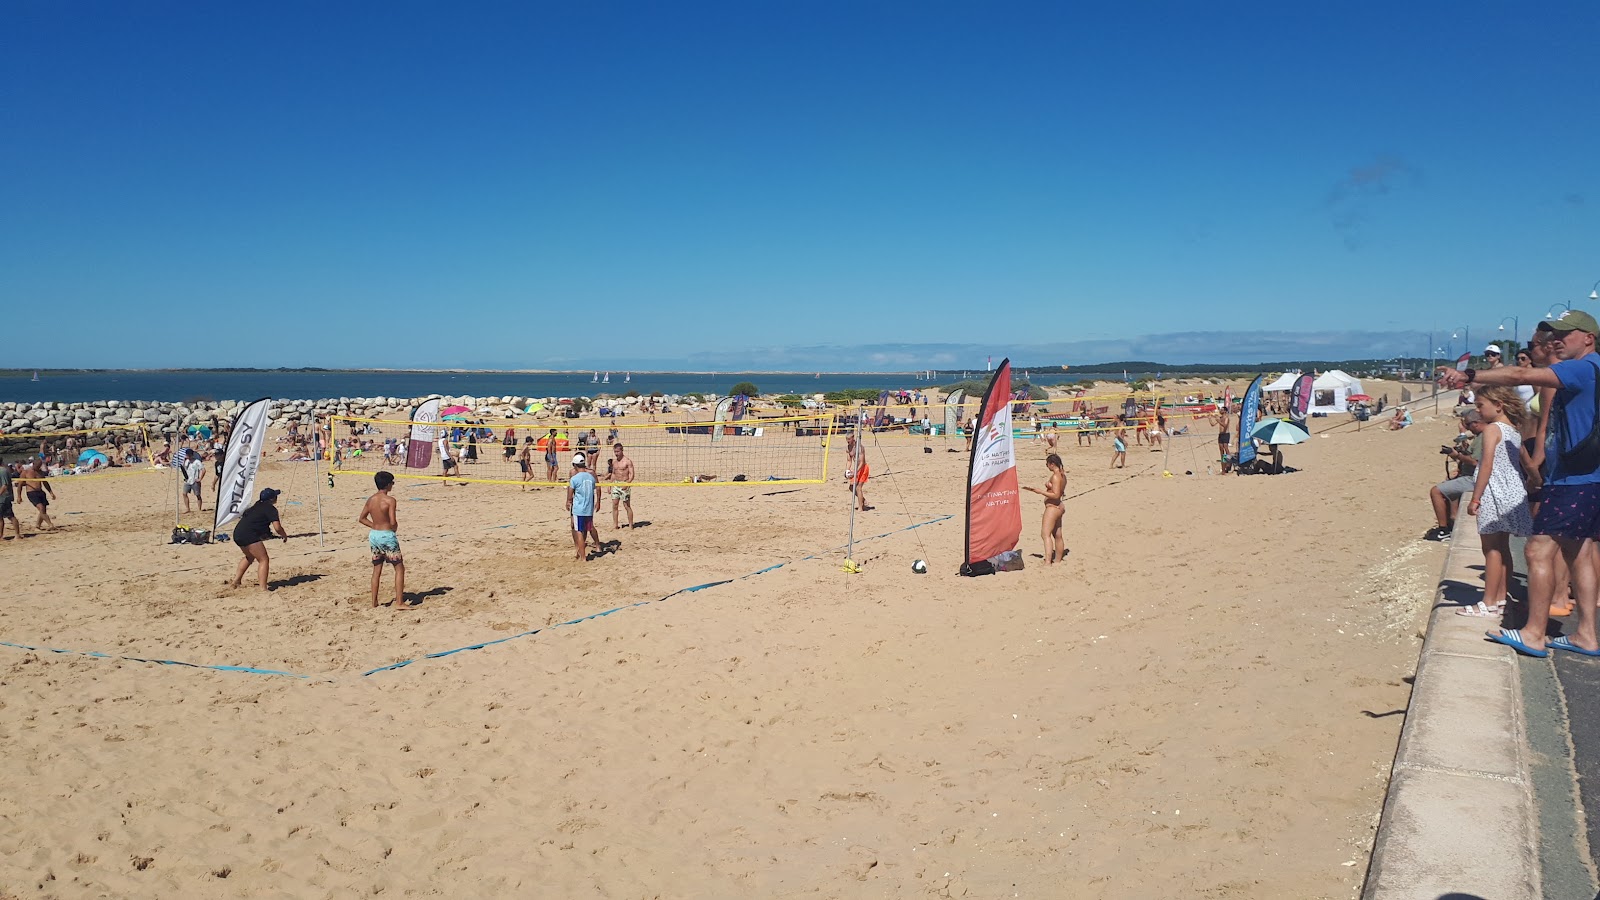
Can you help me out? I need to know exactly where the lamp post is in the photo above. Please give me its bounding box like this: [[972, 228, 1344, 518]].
[[1547, 301, 1573, 319], [1450, 326, 1471, 363], [1435, 346, 1445, 410], [1589, 279, 1599, 303], [1498, 316, 1519, 350]]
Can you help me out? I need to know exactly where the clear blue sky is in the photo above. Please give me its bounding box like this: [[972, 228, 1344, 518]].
[[3, 2, 1596, 370]]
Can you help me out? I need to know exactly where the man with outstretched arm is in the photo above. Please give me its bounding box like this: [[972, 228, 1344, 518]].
[[1437, 311, 1600, 658]]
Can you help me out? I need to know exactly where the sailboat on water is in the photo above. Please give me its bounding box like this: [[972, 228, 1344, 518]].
[[602, 372, 610, 384], [592, 372, 599, 383], [32, 371, 40, 382], [624, 372, 631, 383]]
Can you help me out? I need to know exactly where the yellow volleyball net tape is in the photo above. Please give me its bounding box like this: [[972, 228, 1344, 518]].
[[325, 413, 838, 487]]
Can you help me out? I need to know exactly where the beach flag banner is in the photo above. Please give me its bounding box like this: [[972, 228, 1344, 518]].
[[1289, 374, 1313, 420], [872, 391, 891, 428], [944, 389, 966, 437], [712, 396, 735, 443], [213, 397, 273, 533], [1236, 375, 1264, 468], [405, 398, 440, 468], [963, 359, 1021, 567], [1455, 353, 1471, 372], [1289, 373, 1313, 431]]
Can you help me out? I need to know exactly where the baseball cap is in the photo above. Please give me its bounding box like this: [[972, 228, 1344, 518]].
[[571, 452, 587, 467], [259, 488, 282, 501], [1536, 310, 1600, 335], [1484, 344, 1502, 354]]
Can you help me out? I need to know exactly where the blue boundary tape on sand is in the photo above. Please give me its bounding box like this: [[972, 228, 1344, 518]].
[[359, 513, 954, 676], [0, 513, 953, 681], [0, 640, 315, 679]]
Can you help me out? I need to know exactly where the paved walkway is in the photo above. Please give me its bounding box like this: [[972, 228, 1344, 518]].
[[1364, 523, 1599, 900]]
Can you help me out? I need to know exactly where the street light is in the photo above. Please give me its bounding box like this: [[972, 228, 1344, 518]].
[[1450, 325, 1471, 360], [1589, 278, 1599, 302], [1498, 316, 1519, 348], [1547, 301, 1572, 319]]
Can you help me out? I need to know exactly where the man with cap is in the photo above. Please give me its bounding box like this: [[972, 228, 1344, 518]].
[[229, 487, 288, 591], [1439, 310, 1600, 657], [565, 452, 602, 561]]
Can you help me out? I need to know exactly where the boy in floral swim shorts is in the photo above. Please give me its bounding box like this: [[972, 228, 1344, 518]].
[[358, 471, 407, 609]]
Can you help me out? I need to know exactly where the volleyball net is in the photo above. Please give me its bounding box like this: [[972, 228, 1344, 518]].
[[841, 393, 1231, 438], [2, 423, 161, 478], [326, 413, 838, 487]]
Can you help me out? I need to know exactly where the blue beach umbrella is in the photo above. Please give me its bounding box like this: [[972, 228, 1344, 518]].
[[1250, 418, 1310, 445]]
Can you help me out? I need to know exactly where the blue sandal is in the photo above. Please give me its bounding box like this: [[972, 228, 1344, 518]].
[[1486, 628, 1549, 658], [1550, 636, 1600, 658]]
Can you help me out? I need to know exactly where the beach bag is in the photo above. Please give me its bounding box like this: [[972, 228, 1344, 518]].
[[188, 528, 210, 545], [959, 560, 995, 577], [1557, 358, 1600, 475], [171, 526, 190, 544]]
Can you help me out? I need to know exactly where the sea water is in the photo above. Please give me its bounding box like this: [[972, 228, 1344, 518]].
[[1, 370, 1115, 404]]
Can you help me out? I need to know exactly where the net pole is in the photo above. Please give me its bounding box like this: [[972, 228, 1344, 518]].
[[313, 414, 326, 547]]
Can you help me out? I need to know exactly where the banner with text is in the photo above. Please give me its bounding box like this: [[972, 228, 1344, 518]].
[[1289, 373, 1313, 421], [213, 397, 272, 533], [406, 398, 441, 468], [944, 389, 966, 437], [1236, 375, 1264, 468], [964, 359, 1021, 566]]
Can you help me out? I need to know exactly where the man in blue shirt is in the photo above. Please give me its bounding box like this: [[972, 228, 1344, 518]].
[[1440, 310, 1600, 657], [565, 452, 601, 561]]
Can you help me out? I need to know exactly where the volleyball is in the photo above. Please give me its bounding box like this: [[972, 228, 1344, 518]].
[[911, 559, 928, 574]]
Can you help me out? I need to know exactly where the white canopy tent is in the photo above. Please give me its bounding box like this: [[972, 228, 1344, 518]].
[[1262, 372, 1300, 392], [1310, 370, 1364, 414]]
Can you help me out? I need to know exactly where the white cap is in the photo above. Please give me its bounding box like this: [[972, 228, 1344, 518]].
[[572, 452, 587, 467], [1484, 344, 1502, 354]]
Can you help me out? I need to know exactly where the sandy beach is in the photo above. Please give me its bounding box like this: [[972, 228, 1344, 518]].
[[1, 382, 1455, 898]]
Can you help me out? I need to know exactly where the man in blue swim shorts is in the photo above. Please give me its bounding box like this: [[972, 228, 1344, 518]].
[[1440, 311, 1600, 657], [358, 470, 407, 609]]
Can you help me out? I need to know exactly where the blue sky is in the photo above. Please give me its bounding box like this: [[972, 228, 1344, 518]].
[[3, 2, 1596, 370]]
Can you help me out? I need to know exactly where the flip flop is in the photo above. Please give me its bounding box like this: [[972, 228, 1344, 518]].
[[1552, 605, 1575, 617], [1550, 636, 1600, 658], [1456, 602, 1500, 618], [1486, 628, 1549, 658]]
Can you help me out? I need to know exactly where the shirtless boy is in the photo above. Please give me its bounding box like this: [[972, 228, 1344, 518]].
[[544, 429, 560, 483], [358, 470, 406, 608], [1022, 453, 1067, 564], [608, 442, 636, 528]]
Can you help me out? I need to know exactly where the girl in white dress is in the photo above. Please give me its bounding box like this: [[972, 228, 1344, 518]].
[[1460, 386, 1533, 617]]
